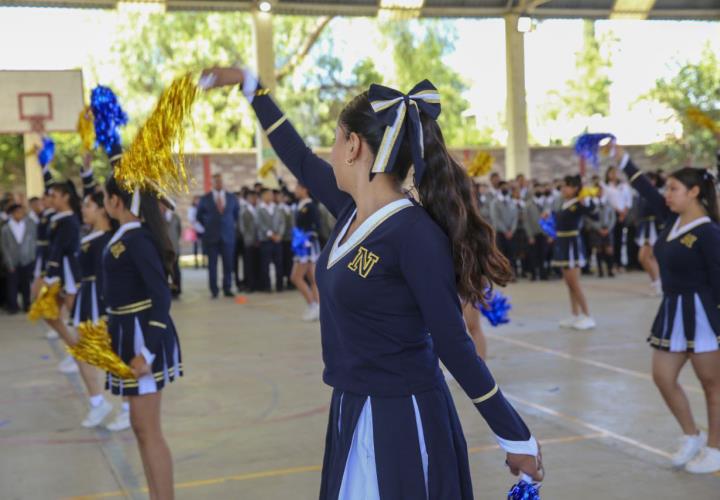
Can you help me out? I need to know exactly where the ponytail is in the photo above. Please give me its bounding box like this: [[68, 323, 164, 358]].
[[669, 167, 719, 223], [105, 175, 175, 275], [339, 91, 512, 305]]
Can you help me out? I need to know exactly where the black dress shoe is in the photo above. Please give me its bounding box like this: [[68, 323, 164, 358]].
[[223, 290, 235, 298], [211, 292, 219, 299]]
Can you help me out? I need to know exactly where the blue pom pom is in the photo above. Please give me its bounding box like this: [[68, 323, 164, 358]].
[[539, 213, 556, 239], [574, 133, 615, 171], [508, 479, 541, 500], [291, 228, 311, 258], [90, 85, 128, 156], [476, 290, 512, 327], [37, 136, 55, 167]]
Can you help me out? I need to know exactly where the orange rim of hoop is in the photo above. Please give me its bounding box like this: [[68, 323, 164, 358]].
[[27, 116, 47, 134]]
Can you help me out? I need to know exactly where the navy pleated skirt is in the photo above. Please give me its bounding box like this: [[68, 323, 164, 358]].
[[649, 288, 720, 353], [551, 235, 586, 269], [319, 380, 474, 500]]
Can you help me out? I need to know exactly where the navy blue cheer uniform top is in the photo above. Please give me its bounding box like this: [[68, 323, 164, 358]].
[[34, 207, 55, 278], [622, 154, 720, 353], [102, 222, 182, 396], [44, 210, 81, 294], [72, 230, 113, 326], [551, 197, 596, 269], [245, 76, 536, 499]]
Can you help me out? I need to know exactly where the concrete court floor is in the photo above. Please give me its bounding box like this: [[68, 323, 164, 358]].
[[1, 269, 719, 500]]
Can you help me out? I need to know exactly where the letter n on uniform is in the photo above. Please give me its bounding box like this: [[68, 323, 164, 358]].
[[348, 246, 380, 278]]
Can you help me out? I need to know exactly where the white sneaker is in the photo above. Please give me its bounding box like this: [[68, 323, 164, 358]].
[[573, 315, 597, 330], [671, 431, 706, 467], [650, 280, 663, 297], [46, 329, 59, 340], [559, 316, 579, 328], [685, 446, 720, 474], [106, 409, 131, 432], [302, 303, 320, 322], [58, 355, 79, 374], [81, 399, 113, 428]]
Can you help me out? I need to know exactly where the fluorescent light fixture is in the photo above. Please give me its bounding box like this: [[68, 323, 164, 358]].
[[379, 0, 425, 8], [610, 0, 656, 20], [516, 16, 532, 33], [116, 0, 166, 13], [258, 0, 272, 12]]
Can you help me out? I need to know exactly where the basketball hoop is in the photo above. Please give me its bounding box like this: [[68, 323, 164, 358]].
[[27, 116, 47, 134], [18, 92, 53, 135]]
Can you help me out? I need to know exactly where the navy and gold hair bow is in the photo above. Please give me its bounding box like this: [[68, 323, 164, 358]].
[[367, 80, 441, 185]]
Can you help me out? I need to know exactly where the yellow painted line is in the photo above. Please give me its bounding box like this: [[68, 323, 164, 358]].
[[486, 333, 702, 394], [505, 392, 672, 459], [65, 433, 594, 499]]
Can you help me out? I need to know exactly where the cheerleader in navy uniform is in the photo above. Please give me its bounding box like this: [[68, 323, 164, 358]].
[[32, 165, 58, 340], [292, 183, 322, 322], [617, 144, 720, 474], [43, 181, 83, 373], [635, 171, 663, 296], [551, 175, 597, 330], [71, 189, 120, 428], [103, 177, 181, 498], [202, 67, 543, 499]]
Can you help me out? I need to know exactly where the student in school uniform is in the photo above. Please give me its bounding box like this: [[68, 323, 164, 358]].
[[161, 203, 183, 297], [476, 182, 493, 224], [634, 171, 664, 295], [618, 143, 720, 473], [203, 67, 543, 499], [551, 175, 598, 331], [511, 187, 529, 278], [257, 188, 286, 292], [1, 203, 36, 314], [585, 186, 616, 278], [524, 185, 550, 281], [240, 190, 261, 293], [490, 181, 518, 278], [278, 190, 295, 291]]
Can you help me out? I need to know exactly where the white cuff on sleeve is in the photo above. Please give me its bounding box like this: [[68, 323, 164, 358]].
[[619, 152, 630, 171], [242, 68, 260, 104], [495, 435, 539, 457]]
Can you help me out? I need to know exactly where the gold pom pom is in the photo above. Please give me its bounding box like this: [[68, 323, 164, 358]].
[[27, 282, 61, 322], [258, 159, 276, 179], [116, 73, 199, 196], [67, 319, 135, 380], [687, 107, 720, 133], [467, 151, 495, 178], [578, 186, 600, 200], [76, 106, 96, 153]]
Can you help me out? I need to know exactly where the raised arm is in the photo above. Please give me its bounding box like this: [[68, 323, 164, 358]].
[[618, 152, 670, 220], [399, 215, 542, 479], [200, 67, 352, 218]]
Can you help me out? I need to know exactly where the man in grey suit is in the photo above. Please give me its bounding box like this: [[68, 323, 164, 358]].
[[257, 188, 286, 292], [491, 181, 519, 275], [240, 190, 260, 292], [1, 204, 36, 313]]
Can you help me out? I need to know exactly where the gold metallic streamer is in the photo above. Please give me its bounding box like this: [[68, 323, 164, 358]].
[[467, 151, 494, 178], [258, 159, 276, 179], [76, 106, 96, 153], [67, 319, 135, 380], [115, 73, 198, 196], [687, 107, 720, 133], [578, 186, 600, 200], [27, 282, 61, 321]]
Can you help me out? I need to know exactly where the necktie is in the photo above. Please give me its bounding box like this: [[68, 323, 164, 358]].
[[216, 192, 224, 214]]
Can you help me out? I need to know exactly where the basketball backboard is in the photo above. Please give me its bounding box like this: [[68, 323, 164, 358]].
[[0, 70, 84, 134]]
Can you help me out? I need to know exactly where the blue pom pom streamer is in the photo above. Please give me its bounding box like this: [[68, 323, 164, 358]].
[[37, 136, 55, 167], [508, 479, 541, 500], [475, 290, 512, 327], [574, 133, 615, 171], [539, 213, 556, 239], [90, 86, 128, 156], [291, 228, 311, 258]]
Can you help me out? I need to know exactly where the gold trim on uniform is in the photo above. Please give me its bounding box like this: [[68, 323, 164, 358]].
[[556, 230, 579, 237], [265, 115, 287, 135], [629, 171, 642, 183], [472, 384, 499, 404], [108, 365, 182, 388], [148, 320, 167, 329], [82, 276, 96, 282], [47, 261, 60, 267], [108, 299, 152, 315]]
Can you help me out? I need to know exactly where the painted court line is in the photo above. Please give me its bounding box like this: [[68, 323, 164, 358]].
[[64, 433, 600, 499], [486, 333, 703, 395]]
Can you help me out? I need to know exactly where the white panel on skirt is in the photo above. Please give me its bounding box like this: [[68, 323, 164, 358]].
[[63, 257, 77, 295], [133, 318, 158, 395], [668, 294, 718, 353]]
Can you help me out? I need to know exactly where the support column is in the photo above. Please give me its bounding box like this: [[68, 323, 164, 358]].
[[251, 8, 278, 186], [504, 14, 530, 179], [24, 133, 44, 199]]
